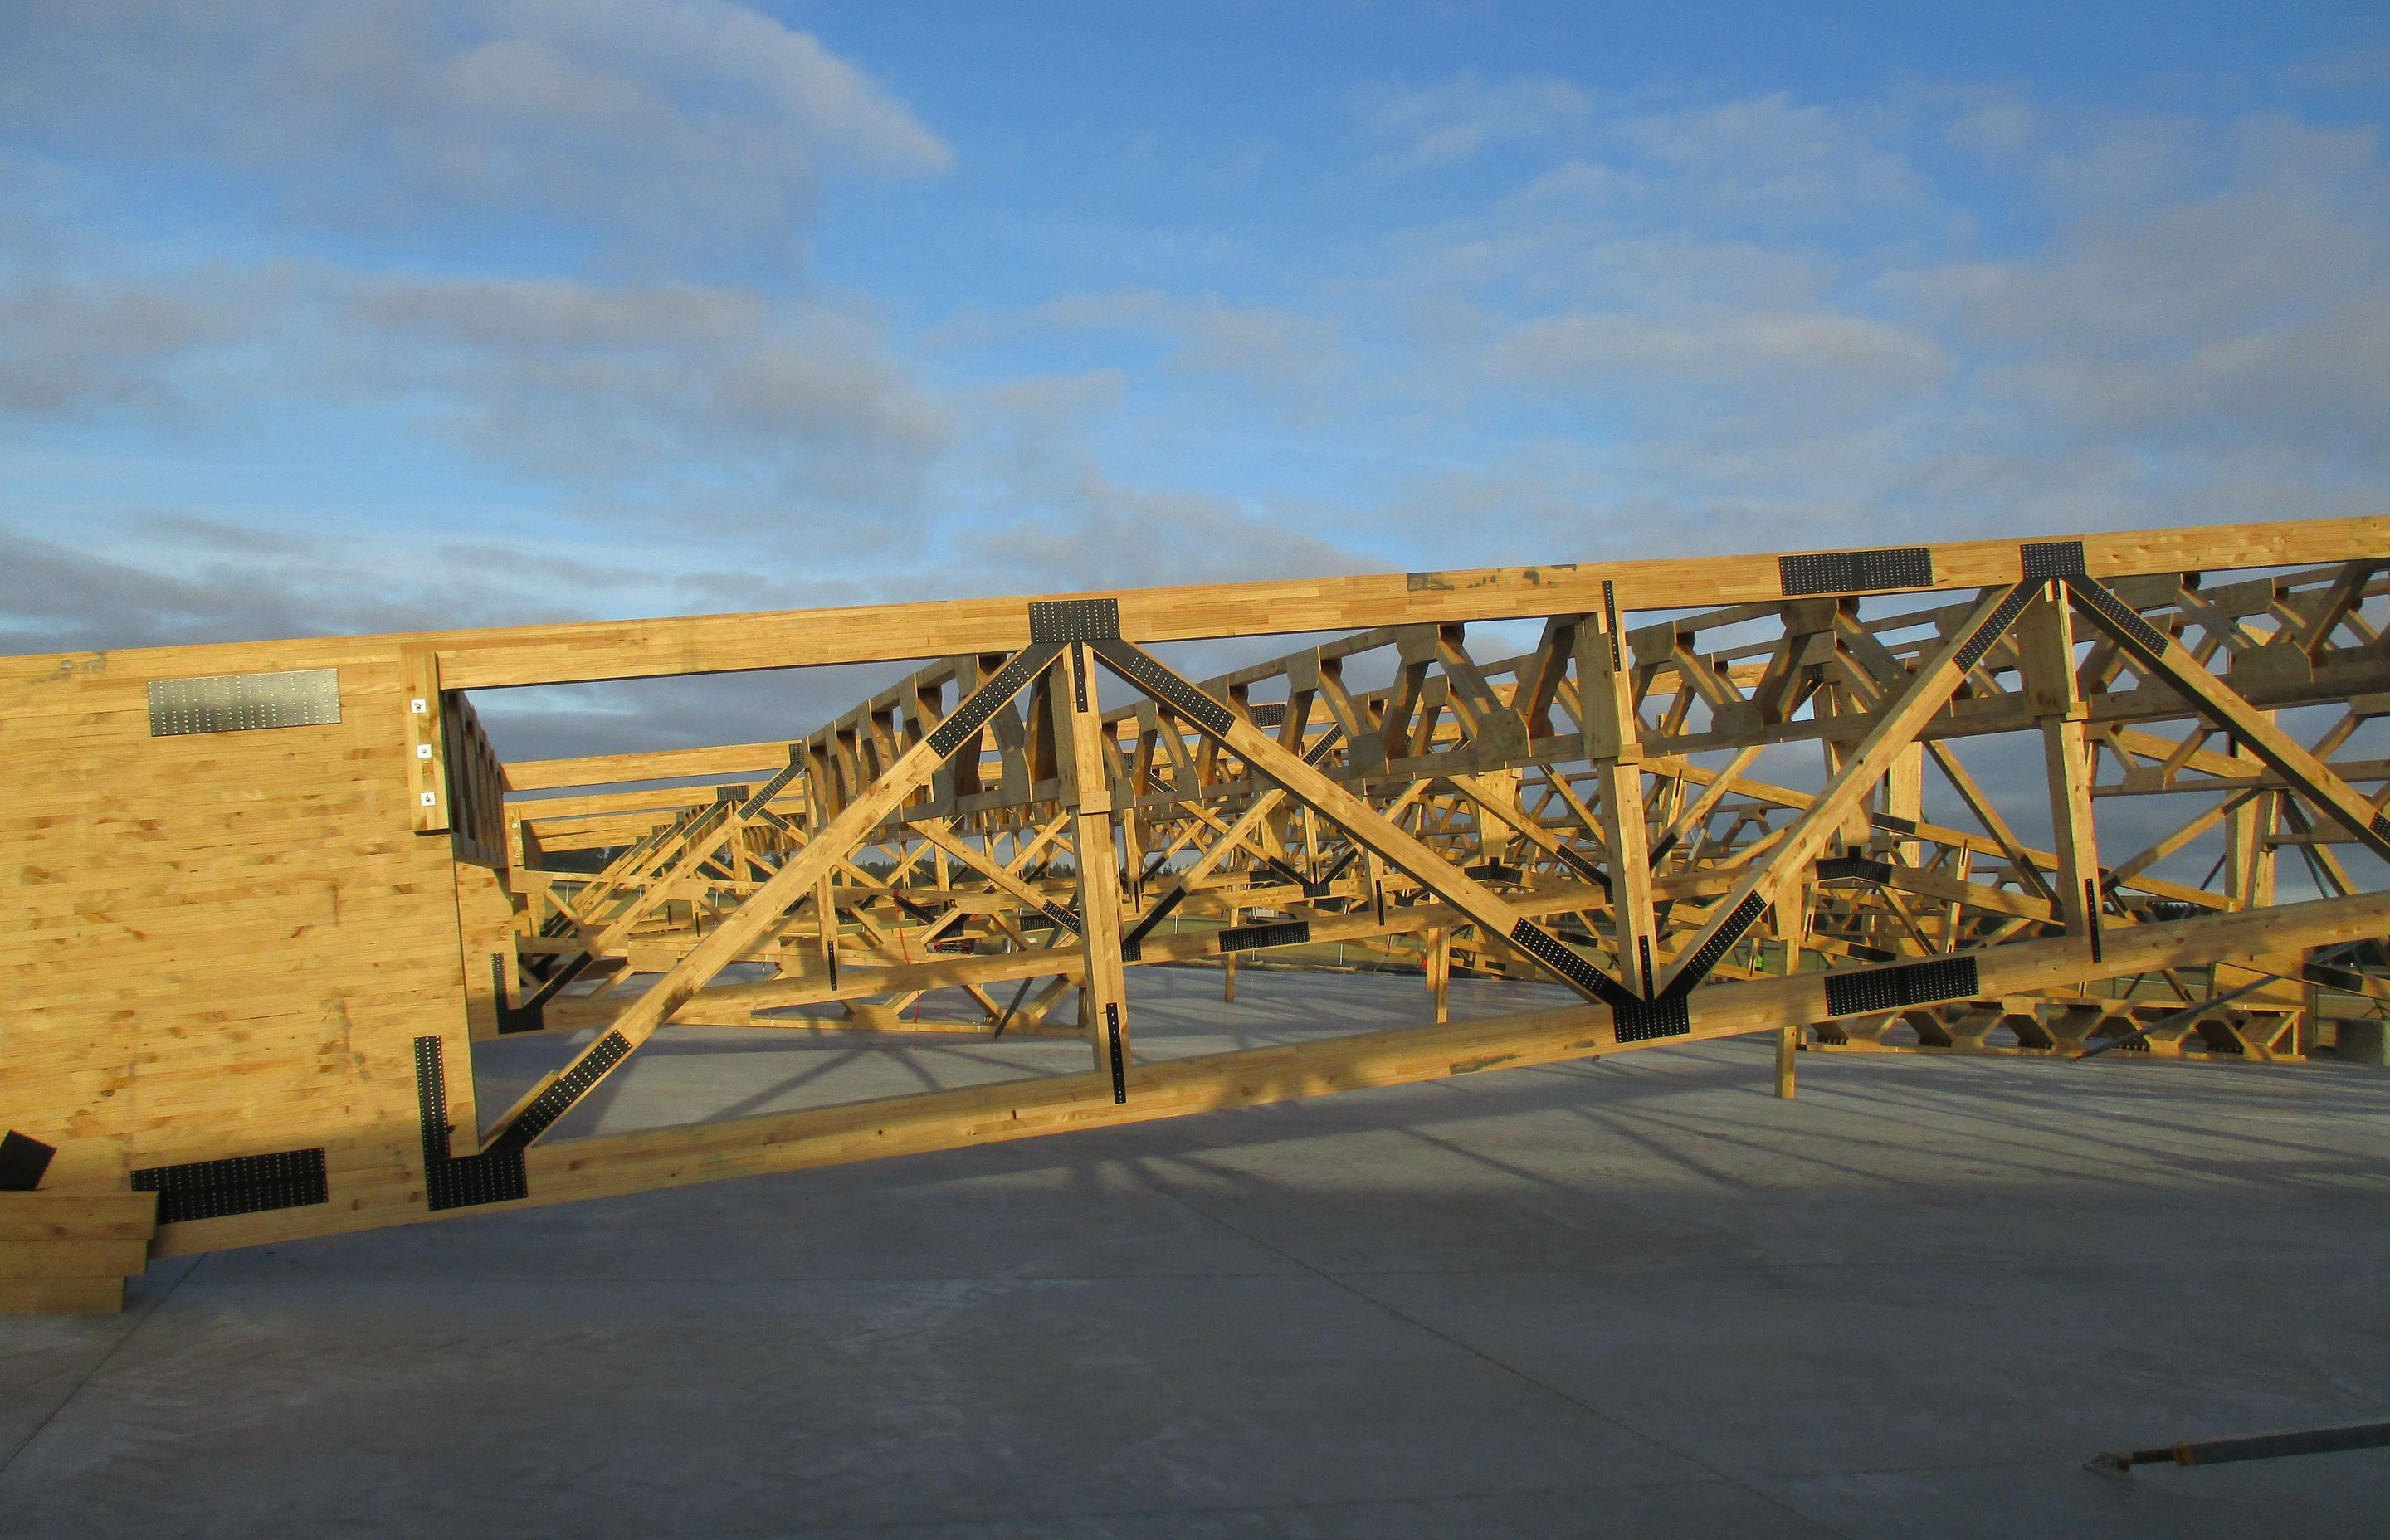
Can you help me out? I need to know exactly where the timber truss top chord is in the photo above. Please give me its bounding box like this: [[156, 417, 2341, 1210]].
[[476, 523, 2390, 1157], [7, 514, 2390, 1262]]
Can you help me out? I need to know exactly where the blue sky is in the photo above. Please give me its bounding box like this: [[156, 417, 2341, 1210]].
[[3, 2, 2388, 753]]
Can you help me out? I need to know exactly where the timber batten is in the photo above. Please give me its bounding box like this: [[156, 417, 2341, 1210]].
[[7, 513, 2390, 1300]]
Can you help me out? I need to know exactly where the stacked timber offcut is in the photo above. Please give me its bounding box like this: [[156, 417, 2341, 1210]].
[[0, 1136, 158, 1313], [0, 1193, 158, 1314]]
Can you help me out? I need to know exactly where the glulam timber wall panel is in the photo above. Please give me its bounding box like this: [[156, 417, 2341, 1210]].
[[0, 643, 478, 1248]]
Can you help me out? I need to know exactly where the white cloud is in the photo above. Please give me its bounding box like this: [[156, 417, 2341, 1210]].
[[1011, 290, 1345, 392], [1609, 91, 1925, 224], [1490, 309, 1946, 409], [339, 275, 952, 514], [0, 1, 950, 258], [1355, 71, 1591, 173]]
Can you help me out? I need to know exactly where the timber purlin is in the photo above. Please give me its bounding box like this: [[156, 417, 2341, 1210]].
[[1218, 919, 1310, 953], [131, 1148, 327, 1225], [1822, 956, 1981, 1018], [1779, 548, 1935, 597]]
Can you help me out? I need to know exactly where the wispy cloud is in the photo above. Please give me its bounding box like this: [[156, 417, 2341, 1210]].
[[1354, 71, 1591, 173], [0, 1, 951, 261]]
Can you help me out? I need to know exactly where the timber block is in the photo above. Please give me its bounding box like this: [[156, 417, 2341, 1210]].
[[0, 1192, 158, 1316]]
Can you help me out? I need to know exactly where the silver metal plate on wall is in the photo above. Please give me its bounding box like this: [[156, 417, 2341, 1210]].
[[148, 669, 342, 737]]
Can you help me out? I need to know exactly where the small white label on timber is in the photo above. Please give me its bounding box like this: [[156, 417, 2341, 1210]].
[[420, 792, 438, 807], [412, 698, 429, 714], [416, 743, 433, 759]]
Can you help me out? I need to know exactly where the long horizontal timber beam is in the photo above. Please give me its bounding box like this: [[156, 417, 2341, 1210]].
[[431, 517, 2390, 686], [152, 884, 2390, 1257], [13, 517, 2377, 696]]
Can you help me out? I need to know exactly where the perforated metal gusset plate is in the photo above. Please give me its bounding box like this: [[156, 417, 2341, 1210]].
[[1246, 702, 1288, 729], [735, 750, 804, 815], [488, 1030, 632, 1153], [1104, 1002, 1127, 1104], [1099, 643, 1229, 733], [148, 669, 340, 736], [928, 645, 1058, 758], [2019, 539, 2088, 579], [1822, 955, 1980, 1017], [1814, 855, 1893, 884], [1505, 919, 1634, 1008], [1041, 902, 1083, 936], [1119, 887, 1188, 962], [1217, 919, 1310, 952], [1612, 993, 1691, 1043], [1027, 597, 1121, 643], [415, 1035, 528, 1211], [1954, 584, 2039, 672], [1550, 843, 1609, 889], [2066, 577, 2169, 658], [1091, 641, 1234, 736], [1778, 548, 1934, 597], [132, 1147, 328, 1224], [1672, 891, 1769, 989]]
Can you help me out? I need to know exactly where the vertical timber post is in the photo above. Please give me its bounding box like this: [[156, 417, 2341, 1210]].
[[2019, 585, 2104, 971], [1056, 641, 1131, 1101], [1583, 591, 1658, 997]]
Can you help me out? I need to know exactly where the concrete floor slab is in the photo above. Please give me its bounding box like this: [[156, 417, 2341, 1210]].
[[5, 968, 2388, 1537]]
